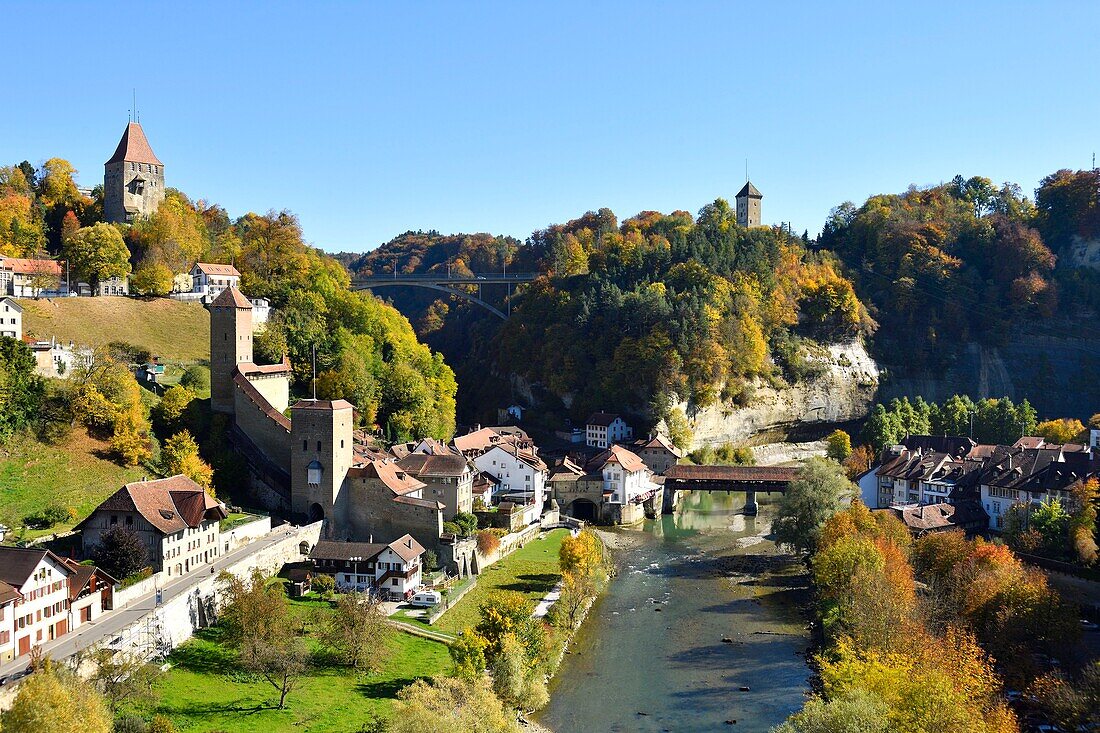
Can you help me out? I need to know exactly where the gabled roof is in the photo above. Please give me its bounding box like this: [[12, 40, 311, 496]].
[[586, 412, 621, 427], [587, 445, 647, 474], [353, 459, 426, 496], [193, 262, 241, 277], [0, 547, 72, 590], [885, 500, 988, 533], [210, 286, 252, 309], [81, 475, 225, 535], [736, 181, 762, 198], [311, 540, 386, 562], [0, 257, 63, 276], [397, 453, 469, 478], [387, 534, 425, 563], [61, 558, 118, 601], [635, 433, 684, 458], [0, 580, 20, 605], [0, 297, 23, 312], [105, 122, 163, 166], [453, 427, 505, 454]]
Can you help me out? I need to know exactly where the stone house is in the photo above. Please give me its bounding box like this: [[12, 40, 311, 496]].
[[585, 412, 633, 449], [0, 297, 21, 339], [550, 446, 659, 525], [77, 475, 227, 579], [631, 433, 683, 475], [309, 534, 425, 600], [397, 452, 474, 520]]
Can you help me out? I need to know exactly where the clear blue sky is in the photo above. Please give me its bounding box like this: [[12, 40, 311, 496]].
[[4, 2, 1097, 252]]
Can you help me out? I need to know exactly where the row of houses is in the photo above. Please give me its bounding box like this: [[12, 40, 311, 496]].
[[859, 431, 1100, 534]]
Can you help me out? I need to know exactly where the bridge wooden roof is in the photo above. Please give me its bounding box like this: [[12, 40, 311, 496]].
[[664, 465, 799, 482]]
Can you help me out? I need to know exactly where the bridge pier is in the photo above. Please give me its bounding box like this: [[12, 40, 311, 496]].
[[743, 489, 758, 516]]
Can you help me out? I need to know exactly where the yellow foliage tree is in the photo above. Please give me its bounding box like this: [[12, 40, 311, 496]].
[[5, 662, 112, 733]]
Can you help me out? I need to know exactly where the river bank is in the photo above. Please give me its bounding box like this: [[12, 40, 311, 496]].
[[535, 493, 812, 732]]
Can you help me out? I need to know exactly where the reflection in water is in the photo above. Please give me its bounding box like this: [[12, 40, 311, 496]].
[[537, 492, 810, 733]]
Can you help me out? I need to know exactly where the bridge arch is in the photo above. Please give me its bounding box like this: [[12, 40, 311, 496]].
[[566, 498, 598, 523], [352, 281, 508, 320]]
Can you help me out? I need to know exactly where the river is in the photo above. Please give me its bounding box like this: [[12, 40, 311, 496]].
[[536, 492, 812, 733]]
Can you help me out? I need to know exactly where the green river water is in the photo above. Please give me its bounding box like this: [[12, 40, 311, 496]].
[[537, 492, 812, 733]]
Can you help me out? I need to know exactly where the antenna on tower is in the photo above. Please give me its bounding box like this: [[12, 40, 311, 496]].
[[745, 158, 749, 182]]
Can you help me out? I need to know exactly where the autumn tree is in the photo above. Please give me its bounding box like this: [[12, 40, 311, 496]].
[[1034, 418, 1086, 445], [449, 628, 489, 679], [774, 458, 855, 554], [64, 223, 131, 288], [152, 385, 194, 429], [0, 337, 45, 438], [87, 647, 161, 712], [773, 689, 889, 733], [490, 632, 549, 712], [319, 591, 391, 671], [130, 262, 174, 296], [475, 591, 533, 659], [826, 429, 853, 462], [1069, 478, 1098, 564], [558, 529, 608, 580], [161, 430, 214, 495], [217, 569, 307, 709], [389, 676, 522, 733], [5, 660, 112, 733]]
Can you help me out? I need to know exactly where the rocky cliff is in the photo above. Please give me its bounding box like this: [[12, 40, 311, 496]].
[[675, 340, 880, 450]]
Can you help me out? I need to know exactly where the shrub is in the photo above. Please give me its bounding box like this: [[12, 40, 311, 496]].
[[112, 715, 147, 733], [422, 550, 439, 572], [453, 512, 478, 537], [312, 573, 336, 599], [179, 365, 211, 394], [442, 521, 461, 537], [476, 529, 501, 556]]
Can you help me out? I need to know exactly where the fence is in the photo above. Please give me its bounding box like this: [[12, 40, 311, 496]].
[[426, 576, 478, 625]]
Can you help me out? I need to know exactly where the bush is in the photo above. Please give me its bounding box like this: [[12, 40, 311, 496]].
[[442, 521, 461, 537], [422, 550, 439, 572], [453, 512, 478, 537], [476, 529, 501, 556], [112, 715, 147, 733], [312, 573, 336, 599], [23, 503, 75, 529], [130, 263, 174, 297]]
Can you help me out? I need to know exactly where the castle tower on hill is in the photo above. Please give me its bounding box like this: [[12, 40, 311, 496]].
[[736, 181, 762, 228], [104, 122, 165, 224], [209, 286, 254, 414]]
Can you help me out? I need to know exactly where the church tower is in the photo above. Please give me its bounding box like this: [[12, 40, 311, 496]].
[[104, 122, 165, 223], [735, 181, 762, 228], [209, 286, 253, 414]]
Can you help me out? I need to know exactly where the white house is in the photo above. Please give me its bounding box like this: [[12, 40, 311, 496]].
[[0, 297, 21, 340], [29, 339, 93, 379], [76, 475, 227, 579], [190, 262, 241, 300], [309, 534, 425, 601], [472, 443, 548, 511], [588, 445, 657, 505], [0, 548, 114, 663], [585, 412, 633, 449], [0, 258, 67, 298]]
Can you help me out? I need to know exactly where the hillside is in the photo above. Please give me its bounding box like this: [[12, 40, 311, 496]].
[[18, 296, 210, 363]]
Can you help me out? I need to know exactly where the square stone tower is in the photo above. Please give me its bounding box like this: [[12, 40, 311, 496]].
[[209, 287, 253, 414], [104, 122, 165, 224], [735, 181, 763, 228], [291, 400, 356, 535]]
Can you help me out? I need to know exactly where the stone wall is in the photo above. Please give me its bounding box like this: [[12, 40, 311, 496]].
[[234, 384, 291, 473], [347, 478, 443, 550]]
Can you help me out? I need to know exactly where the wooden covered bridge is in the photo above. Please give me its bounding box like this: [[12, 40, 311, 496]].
[[663, 465, 799, 515]]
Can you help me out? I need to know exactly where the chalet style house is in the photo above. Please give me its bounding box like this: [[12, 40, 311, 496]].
[[0, 547, 116, 663], [77, 475, 228, 578], [309, 534, 425, 600], [189, 262, 241, 300]]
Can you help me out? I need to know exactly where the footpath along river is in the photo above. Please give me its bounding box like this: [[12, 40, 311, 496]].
[[536, 492, 812, 733]]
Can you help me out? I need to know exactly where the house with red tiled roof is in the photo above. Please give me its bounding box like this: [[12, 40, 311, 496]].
[[76, 475, 228, 579], [189, 262, 242, 301], [309, 534, 425, 600], [0, 257, 67, 298], [631, 433, 684, 475]]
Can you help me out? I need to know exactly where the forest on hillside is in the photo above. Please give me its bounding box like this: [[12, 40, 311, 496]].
[[343, 204, 874, 436], [0, 159, 456, 441]]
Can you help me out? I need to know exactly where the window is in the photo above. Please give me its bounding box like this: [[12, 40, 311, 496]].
[[303, 440, 308, 451], [391, 578, 399, 586]]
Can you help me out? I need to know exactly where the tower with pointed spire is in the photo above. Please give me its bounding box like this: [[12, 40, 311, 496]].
[[104, 122, 165, 223], [735, 181, 762, 228]]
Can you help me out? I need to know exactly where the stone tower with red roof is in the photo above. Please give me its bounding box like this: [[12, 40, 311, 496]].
[[210, 286, 254, 413], [104, 121, 165, 223]]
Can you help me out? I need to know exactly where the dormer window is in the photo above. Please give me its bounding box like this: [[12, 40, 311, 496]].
[[307, 460, 323, 486]]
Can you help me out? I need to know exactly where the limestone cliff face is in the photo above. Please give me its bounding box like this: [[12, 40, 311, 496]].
[[678, 340, 880, 450]]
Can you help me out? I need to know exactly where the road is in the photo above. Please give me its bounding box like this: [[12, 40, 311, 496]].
[[0, 525, 305, 680]]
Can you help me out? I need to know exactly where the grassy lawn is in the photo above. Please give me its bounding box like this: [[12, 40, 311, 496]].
[[0, 430, 145, 540], [220, 512, 263, 532], [18, 296, 210, 363], [132, 600, 450, 732], [430, 529, 567, 635]]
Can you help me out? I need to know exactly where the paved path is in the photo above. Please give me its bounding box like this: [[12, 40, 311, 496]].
[[0, 526, 306, 680]]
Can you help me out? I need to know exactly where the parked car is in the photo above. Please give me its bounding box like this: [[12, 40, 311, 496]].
[[409, 590, 442, 607]]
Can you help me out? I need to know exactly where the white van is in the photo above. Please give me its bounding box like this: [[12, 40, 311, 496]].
[[410, 590, 442, 608]]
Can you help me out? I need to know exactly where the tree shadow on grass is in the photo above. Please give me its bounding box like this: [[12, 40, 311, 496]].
[[168, 629, 238, 673], [355, 676, 428, 700], [163, 699, 281, 717], [497, 573, 558, 595]]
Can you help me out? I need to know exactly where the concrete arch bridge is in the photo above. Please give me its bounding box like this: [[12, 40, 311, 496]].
[[351, 272, 538, 319]]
